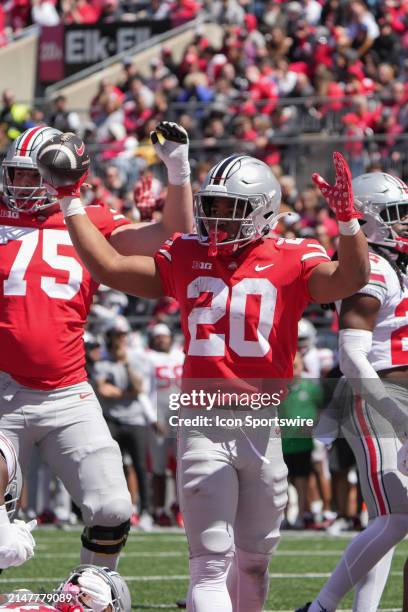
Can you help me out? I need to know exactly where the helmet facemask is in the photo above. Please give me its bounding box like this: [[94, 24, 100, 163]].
[[2, 126, 62, 215], [5, 464, 22, 521], [353, 172, 408, 252], [194, 191, 260, 255], [2, 164, 56, 215]]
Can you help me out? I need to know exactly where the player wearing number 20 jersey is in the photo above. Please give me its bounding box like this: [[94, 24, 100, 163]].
[[62, 151, 370, 612], [155, 234, 330, 380]]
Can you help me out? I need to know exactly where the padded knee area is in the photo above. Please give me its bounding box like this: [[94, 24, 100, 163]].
[[201, 526, 234, 555], [82, 494, 132, 527]]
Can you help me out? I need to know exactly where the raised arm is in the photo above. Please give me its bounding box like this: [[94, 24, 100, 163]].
[[110, 122, 193, 256], [64, 198, 163, 298], [307, 152, 370, 303]]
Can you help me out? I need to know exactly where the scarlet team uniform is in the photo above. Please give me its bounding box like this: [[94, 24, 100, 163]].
[[335, 251, 408, 518], [0, 200, 132, 538], [155, 234, 330, 379], [155, 233, 330, 560]]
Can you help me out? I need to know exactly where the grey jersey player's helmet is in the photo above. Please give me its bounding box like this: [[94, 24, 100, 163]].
[[57, 565, 131, 612], [297, 318, 317, 353], [2, 126, 62, 214], [194, 154, 282, 253], [353, 172, 408, 249], [5, 463, 22, 521]]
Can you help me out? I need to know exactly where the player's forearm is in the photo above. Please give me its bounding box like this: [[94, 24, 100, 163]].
[[65, 210, 128, 286], [63, 200, 163, 298], [335, 230, 370, 295], [160, 183, 193, 235], [339, 329, 407, 440]]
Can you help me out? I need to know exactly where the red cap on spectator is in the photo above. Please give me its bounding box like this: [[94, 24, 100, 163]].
[[245, 14, 257, 32]]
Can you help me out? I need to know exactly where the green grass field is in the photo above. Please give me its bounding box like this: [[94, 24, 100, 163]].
[[1, 527, 407, 611]]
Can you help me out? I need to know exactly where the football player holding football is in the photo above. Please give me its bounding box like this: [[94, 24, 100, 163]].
[[0, 430, 35, 570], [298, 173, 408, 612], [0, 122, 192, 569], [48, 144, 369, 612]]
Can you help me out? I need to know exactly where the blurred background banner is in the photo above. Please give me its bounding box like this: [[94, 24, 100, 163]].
[[38, 19, 171, 83]]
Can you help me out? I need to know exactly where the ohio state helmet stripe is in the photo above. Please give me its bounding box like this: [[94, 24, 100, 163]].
[[394, 176, 408, 194], [19, 126, 44, 156], [209, 155, 247, 185]]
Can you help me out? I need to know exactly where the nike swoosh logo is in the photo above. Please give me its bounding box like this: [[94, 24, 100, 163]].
[[255, 264, 274, 272], [79, 392, 93, 399]]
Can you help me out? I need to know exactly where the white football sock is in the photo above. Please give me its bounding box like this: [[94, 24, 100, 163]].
[[187, 554, 233, 611], [352, 545, 394, 612], [309, 514, 408, 612]]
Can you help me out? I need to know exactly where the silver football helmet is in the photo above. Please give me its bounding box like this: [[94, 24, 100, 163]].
[[57, 565, 131, 612], [353, 172, 408, 249], [297, 318, 317, 353], [194, 154, 282, 253], [5, 463, 22, 521], [2, 126, 62, 214]]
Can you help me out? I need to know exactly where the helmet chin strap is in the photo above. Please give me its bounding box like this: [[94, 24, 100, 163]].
[[208, 228, 229, 257], [382, 228, 408, 254]]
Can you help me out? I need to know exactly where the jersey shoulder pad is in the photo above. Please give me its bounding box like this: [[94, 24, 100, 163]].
[[367, 251, 395, 288]]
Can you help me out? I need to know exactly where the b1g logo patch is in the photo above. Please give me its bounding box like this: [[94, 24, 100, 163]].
[[192, 261, 213, 271]]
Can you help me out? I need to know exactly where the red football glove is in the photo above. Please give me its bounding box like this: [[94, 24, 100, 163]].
[[45, 170, 89, 199], [134, 174, 157, 221], [312, 152, 362, 222]]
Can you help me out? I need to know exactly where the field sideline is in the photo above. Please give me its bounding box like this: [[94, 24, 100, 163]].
[[1, 527, 407, 611]]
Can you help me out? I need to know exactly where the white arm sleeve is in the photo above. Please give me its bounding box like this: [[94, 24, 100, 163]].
[[339, 329, 407, 440]]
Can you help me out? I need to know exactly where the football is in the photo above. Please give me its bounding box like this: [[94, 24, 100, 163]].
[[36, 132, 90, 188]]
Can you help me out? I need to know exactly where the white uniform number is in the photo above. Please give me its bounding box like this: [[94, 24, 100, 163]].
[[3, 228, 83, 299], [187, 276, 276, 357]]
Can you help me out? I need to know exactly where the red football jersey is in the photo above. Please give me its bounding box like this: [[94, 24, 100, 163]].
[[0, 202, 129, 389], [155, 234, 330, 381]]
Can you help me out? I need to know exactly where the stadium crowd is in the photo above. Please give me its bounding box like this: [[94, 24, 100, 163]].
[[0, 0, 407, 532], [0, 0, 202, 45]]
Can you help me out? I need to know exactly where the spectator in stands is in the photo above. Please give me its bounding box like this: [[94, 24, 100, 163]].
[[98, 0, 124, 22], [103, 165, 128, 208], [0, 89, 30, 141], [61, 0, 100, 24], [348, 0, 380, 56], [93, 318, 154, 531], [48, 95, 81, 134], [31, 0, 60, 26], [281, 352, 322, 529]]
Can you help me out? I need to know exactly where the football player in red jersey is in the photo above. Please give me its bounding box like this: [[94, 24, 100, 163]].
[[53, 150, 369, 612], [0, 122, 193, 569]]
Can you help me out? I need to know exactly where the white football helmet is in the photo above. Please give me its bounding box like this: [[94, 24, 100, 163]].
[[57, 565, 131, 612], [194, 154, 282, 253], [2, 126, 62, 214], [352, 172, 408, 249], [297, 318, 317, 353], [5, 463, 22, 521]]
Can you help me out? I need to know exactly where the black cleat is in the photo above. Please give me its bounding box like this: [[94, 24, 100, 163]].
[[295, 604, 311, 612]]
